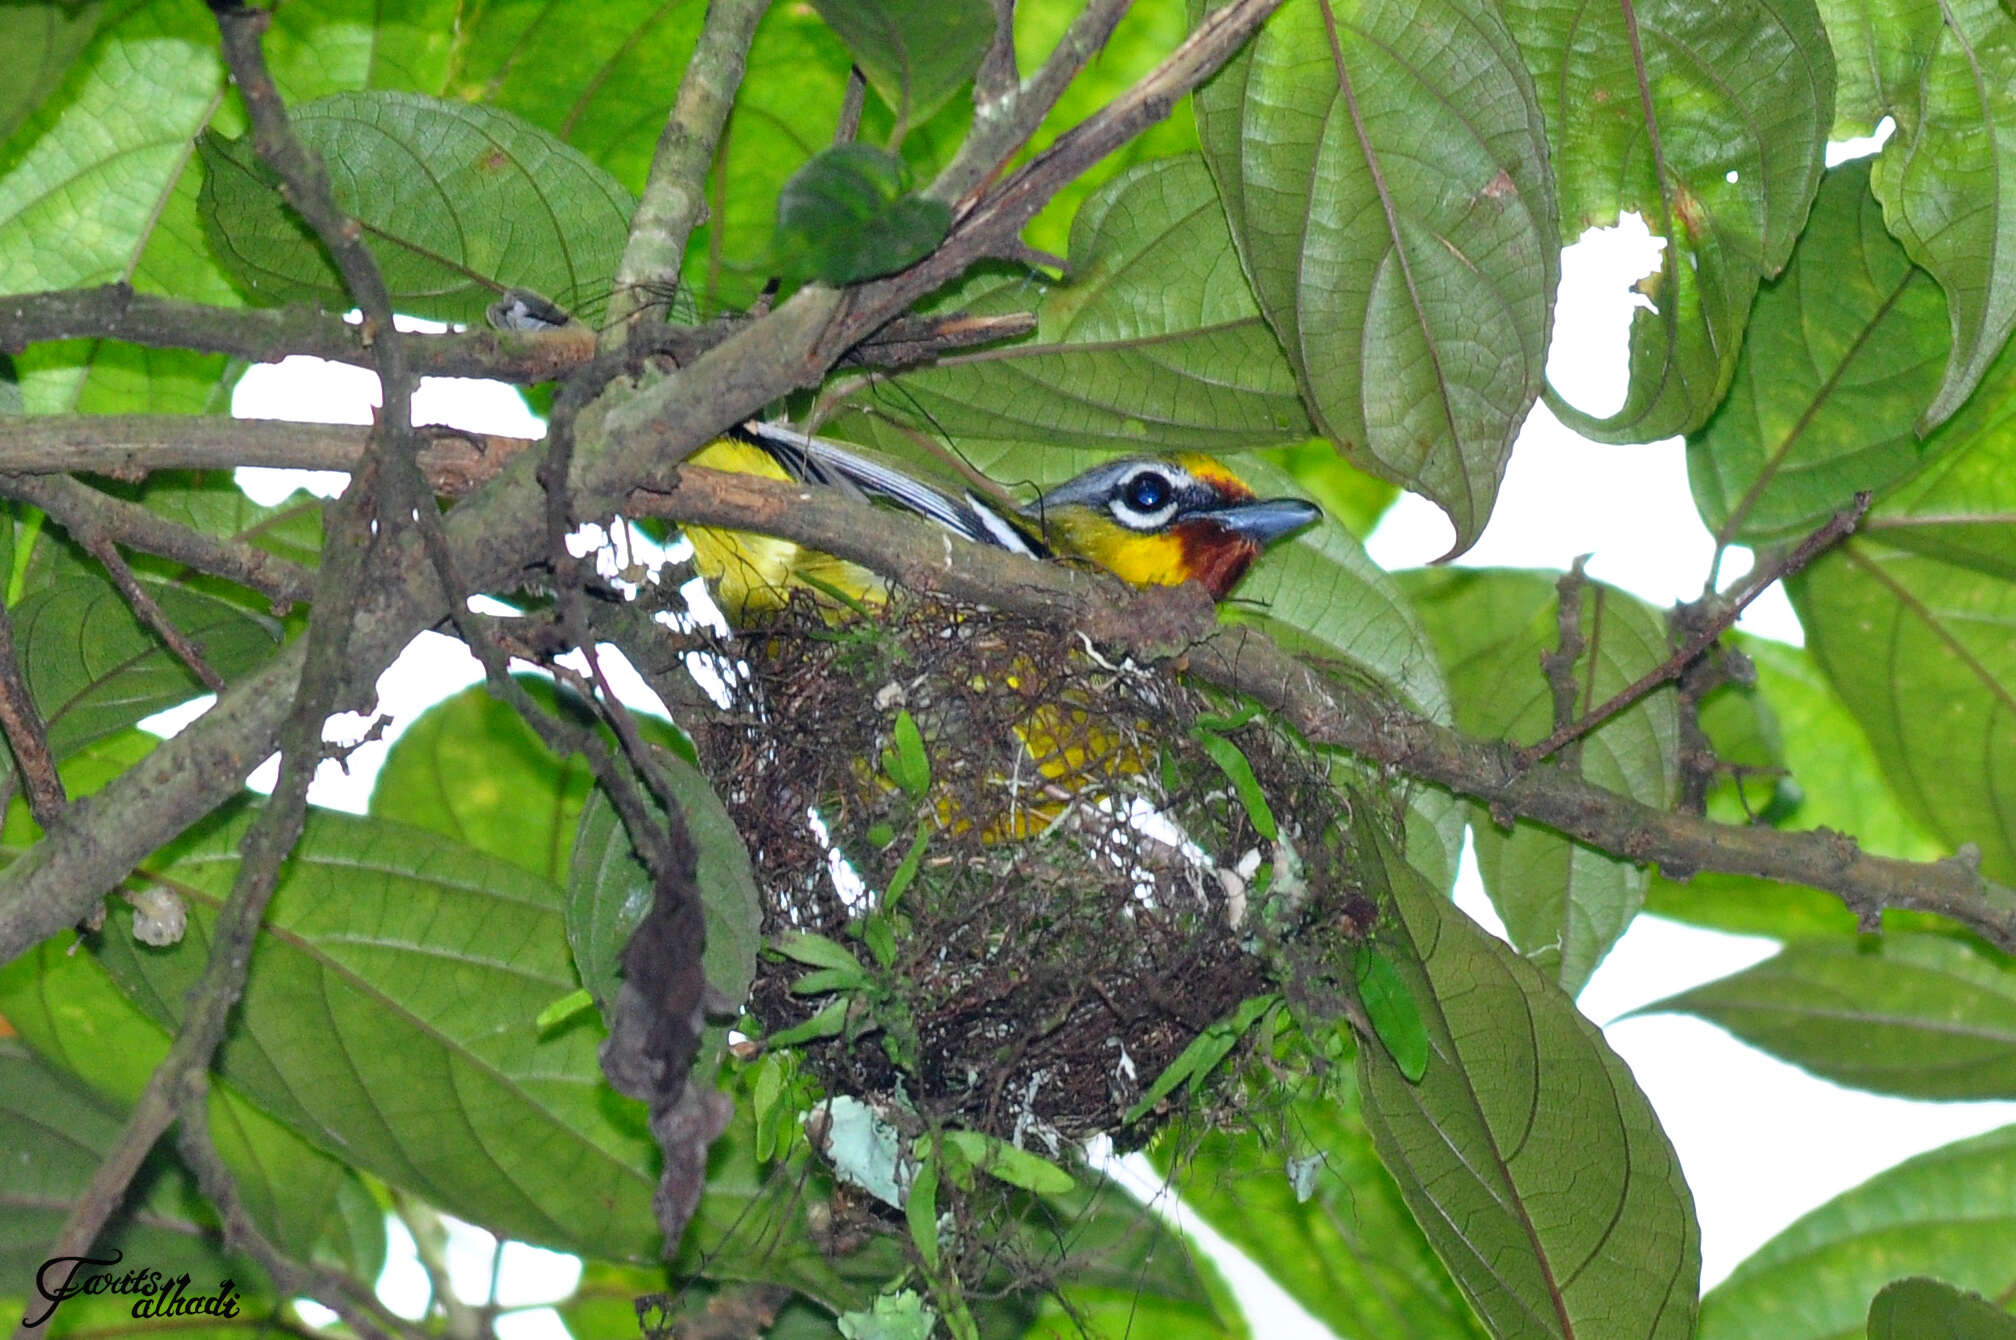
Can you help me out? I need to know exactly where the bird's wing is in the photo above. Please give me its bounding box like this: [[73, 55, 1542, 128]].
[[732, 421, 1044, 557]]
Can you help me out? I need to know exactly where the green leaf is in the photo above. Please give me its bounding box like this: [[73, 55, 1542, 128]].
[[1868, 1278, 2016, 1339], [811, 0, 993, 132], [1400, 569, 1681, 991], [1791, 534, 2016, 882], [261, 0, 458, 102], [1645, 638, 1947, 939], [773, 143, 951, 286], [882, 708, 931, 797], [860, 156, 1313, 457], [1193, 729, 1276, 840], [1152, 1078, 1488, 1340], [199, 91, 636, 324], [773, 930, 872, 975], [1356, 946, 1428, 1081], [1689, 160, 1951, 547], [1358, 821, 1700, 1339], [1849, 0, 2016, 429], [88, 806, 665, 1262], [1700, 1123, 2016, 1340], [1125, 995, 1278, 1123], [1195, 0, 1558, 553], [1505, 0, 1832, 445], [0, 936, 384, 1283], [766, 996, 852, 1047], [938, 1131, 1074, 1195], [372, 678, 597, 884], [566, 751, 763, 1018], [10, 575, 280, 765], [0, 1, 237, 416], [1862, 335, 2016, 584], [906, 1156, 941, 1271], [0, 1036, 258, 1297], [1018, 1174, 1249, 1339], [0, 0, 106, 146], [1644, 934, 2016, 1100], [536, 987, 597, 1033], [442, 3, 707, 198]]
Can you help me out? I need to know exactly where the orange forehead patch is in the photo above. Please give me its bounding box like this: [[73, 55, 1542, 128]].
[[1172, 453, 1256, 501]]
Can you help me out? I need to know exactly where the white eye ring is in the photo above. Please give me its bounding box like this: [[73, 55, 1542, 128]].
[[1108, 467, 1183, 530]]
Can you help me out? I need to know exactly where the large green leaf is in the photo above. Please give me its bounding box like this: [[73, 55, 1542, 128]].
[[1505, 0, 1833, 445], [88, 806, 664, 1262], [566, 753, 763, 1017], [1700, 1123, 2016, 1340], [1154, 1080, 1487, 1339], [1792, 535, 2016, 883], [1400, 568, 1681, 991], [199, 91, 635, 324], [1646, 934, 2016, 1100], [0, 0, 235, 416], [1860, 344, 2016, 583], [1645, 638, 1947, 940], [262, 0, 459, 101], [1195, 0, 1557, 553], [370, 678, 597, 885], [0, 1036, 255, 1299], [0, 936, 385, 1285], [1839, 0, 2016, 430], [872, 156, 1312, 456], [1867, 1278, 2016, 1338], [810, 0, 992, 133], [441, 1, 709, 198], [8, 576, 280, 766], [0, 0, 106, 145], [1689, 160, 1950, 547], [1358, 823, 1700, 1339]]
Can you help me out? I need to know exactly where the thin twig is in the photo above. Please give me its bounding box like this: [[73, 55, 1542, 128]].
[[1519, 492, 1872, 766], [835, 67, 867, 145], [0, 471, 316, 608], [77, 533, 226, 691], [0, 601, 64, 827], [601, 0, 773, 340]]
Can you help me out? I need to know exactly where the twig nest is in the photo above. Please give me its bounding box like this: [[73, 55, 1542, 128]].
[[702, 592, 1370, 1145]]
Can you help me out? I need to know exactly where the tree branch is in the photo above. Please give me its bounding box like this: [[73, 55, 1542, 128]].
[[76, 530, 227, 691], [0, 415, 536, 497], [0, 284, 596, 382], [602, 0, 772, 339], [1522, 491, 1870, 765], [626, 466, 2016, 952]]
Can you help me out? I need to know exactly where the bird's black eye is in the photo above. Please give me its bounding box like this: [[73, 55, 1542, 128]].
[[1122, 470, 1171, 513]]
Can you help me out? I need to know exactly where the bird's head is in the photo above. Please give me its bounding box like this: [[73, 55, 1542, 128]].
[[1023, 455, 1322, 600]]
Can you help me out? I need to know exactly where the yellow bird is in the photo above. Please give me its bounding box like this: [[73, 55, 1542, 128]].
[[687, 420, 1321, 618]]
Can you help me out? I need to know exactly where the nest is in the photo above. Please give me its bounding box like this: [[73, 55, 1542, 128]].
[[698, 592, 1374, 1147]]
